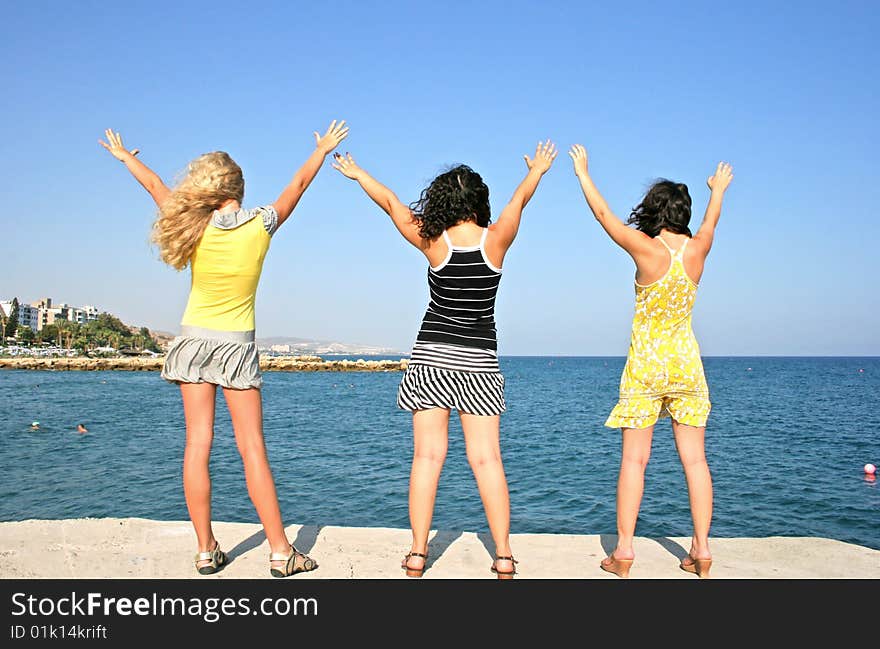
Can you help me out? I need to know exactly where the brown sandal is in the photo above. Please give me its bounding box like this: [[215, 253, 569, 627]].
[[680, 554, 712, 578], [600, 554, 634, 579], [490, 556, 518, 580], [269, 545, 318, 578], [401, 552, 428, 578]]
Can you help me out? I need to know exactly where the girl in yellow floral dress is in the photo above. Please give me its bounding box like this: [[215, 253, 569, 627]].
[[569, 144, 733, 578]]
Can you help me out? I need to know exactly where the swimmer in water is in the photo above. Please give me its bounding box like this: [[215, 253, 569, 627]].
[[30, 421, 40, 431], [77, 424, 88, 434]]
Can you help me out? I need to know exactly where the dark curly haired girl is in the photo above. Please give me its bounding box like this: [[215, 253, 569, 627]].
[[333, 141, 557, 579], [408, 165, 491, 239]]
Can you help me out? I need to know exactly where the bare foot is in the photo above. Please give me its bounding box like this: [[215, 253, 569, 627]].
[[491, 557, 516, 575]]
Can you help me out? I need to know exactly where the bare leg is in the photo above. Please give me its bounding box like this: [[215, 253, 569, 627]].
[[222, 387, 292, 565], [180, 383, 219, 565], [672, 420, 713, 562], [405, 408, 450, 572], [460, 412, 513, 574], [602, 425, 655, 567]]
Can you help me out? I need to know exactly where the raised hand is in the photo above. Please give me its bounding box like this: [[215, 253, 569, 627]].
[[331, 152, 363, 180], [314, 120, 350, 155], [98, 129, 140, 161], [569, 144, 589, 177], [707, 161, 734, 193], [524, 139, 558, 174]]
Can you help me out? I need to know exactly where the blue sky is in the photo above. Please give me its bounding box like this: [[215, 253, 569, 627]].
[[3, 1, 877, 355]]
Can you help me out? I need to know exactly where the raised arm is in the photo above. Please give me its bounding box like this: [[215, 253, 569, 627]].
[[569, 144, 653, 257], [99, 129, 171, 206], [691, 162, 734, 256], [332, 152, 424, 248], [489, 140, 557, 250], [272, 120, 349, 229]]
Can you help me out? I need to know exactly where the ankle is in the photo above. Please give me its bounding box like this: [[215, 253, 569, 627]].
[[410, 540, 428, 555], [269, 542, 292, 557], [198, 538, 217, 553], [691, 537, 711, 558], [613, 544, 635, 559]]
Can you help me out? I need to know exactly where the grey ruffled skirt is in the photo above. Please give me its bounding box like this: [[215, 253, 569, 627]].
[[161, 325, 262, 390]]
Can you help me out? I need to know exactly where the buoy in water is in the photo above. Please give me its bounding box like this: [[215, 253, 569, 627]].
[[864, 463, 876, 475]]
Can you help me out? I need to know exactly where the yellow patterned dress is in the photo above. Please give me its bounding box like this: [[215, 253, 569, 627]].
[[605, 236, 711, 429]]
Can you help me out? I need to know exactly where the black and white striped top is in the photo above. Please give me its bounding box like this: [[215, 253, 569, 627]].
[[411, 229, 502, 373]]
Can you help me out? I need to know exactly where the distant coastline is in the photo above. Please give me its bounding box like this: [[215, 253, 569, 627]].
[[1, 355, 876, 372], [0, 355, 408, 372]]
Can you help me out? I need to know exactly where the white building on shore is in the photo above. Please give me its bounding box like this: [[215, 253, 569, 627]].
[[1, 297, 101, 333], [1, 301, 41, 332]]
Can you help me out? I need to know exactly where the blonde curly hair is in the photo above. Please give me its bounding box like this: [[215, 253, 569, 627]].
[[153, 152, 244, 270]]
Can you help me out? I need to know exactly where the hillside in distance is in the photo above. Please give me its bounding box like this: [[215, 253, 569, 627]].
[[256, 336, 404, 356]]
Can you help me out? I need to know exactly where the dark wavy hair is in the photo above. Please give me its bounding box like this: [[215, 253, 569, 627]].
[[409, 165, 491, 240], [627, 180, 692, 237]]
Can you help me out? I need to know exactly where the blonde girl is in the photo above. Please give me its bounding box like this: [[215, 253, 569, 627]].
[[100, 121, 348, 577]]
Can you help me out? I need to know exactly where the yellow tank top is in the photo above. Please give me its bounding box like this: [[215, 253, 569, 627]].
[[180, 206, 277, 332]]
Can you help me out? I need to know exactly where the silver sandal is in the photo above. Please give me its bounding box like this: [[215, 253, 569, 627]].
[[194, 541, 227, 575], [269, 545, 318, 578]]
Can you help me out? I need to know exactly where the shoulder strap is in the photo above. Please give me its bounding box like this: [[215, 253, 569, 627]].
[[656, 235, 675, 253], [677, 237, 689, 260], [442, 230, 452, 248], [658, 235, 687, 260], [480, 227, 489, 247]]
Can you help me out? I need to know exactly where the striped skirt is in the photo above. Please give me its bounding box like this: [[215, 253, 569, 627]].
[[397, 364, 506, 416]]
